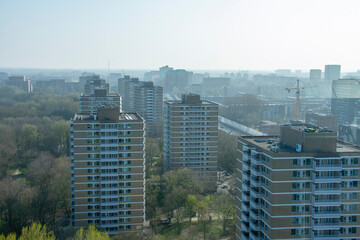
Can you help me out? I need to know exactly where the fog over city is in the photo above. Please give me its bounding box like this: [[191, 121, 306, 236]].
[[1, 1, 360, 240]]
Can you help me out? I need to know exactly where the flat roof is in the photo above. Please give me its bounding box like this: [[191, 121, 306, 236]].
[[165, 100, 216, 105], [240, 135, 360, 154], [73, 112, 142, 121]]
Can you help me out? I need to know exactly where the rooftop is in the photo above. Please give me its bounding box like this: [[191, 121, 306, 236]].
[[241, 135, 360, 154], [73, 112, 142, 121]]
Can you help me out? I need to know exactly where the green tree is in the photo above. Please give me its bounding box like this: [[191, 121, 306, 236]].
[[0, 233, 16, 240], [73, 225, 110, 240], [185, 194, 197, 225], [19, 222, 55, 240], [0, 178, 34, 235], [197, 196, 212, 240], [18, 124, 40, 150], [212, 193, 235, 235]]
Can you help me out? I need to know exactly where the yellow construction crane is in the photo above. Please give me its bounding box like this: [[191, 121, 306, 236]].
[[285, 79, 317, 120]]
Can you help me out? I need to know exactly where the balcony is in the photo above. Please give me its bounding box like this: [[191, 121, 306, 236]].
[[312, 220, 340, 231], [241, 212, 249, 222], [242, 162, 250, 171], [313, 162, 342, 171], [241, 221, 249, 232], [312, 209, 340, 218], [249, 231, 260, 240], [312, 197, 341, 207], [312, 185, 341, 194], [312, 173, 342, 183], [250, 156, 262, 165], [242, 202, 250, 212], [311, 232, 340, 240], [250, 189, 261, 198], [250, 198, 260, 209], [242, 182, 250, 192], [249, 209, 260, 220], [242, 193, 249, 202], [250, 177, 261, 187], [242, 173, 250, 181], [249, 220, 260, 231], [250, 167, 261, 176]]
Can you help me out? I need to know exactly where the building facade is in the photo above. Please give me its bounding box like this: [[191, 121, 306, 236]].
[[70, 107, 146, 235], [236, 124, 360, 240], [331, 78, 360, 124], [118, 76, 163, 136], [135, 81, 163, 136], [80, 89, 122, 115], [325, 65, 341, 82], [164, 94, 218, 190]]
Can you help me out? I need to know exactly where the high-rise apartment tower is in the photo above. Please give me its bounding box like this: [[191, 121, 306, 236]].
[[236, 124, 360, 239], [164, 94, 218, 190]]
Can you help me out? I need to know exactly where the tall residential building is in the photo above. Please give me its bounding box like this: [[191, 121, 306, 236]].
[[309, 69, 322, 81], [325, 65, 341, 81], [331, 78, 360, 124], [79, 74, 109, 95], [236, 124, 360, 240], [118, 76, 163, 137], [135, 81, 163, 136], [163, 69, 193, 93], [80, 89, 122, 115], [70, 107, 146, 235], [164, 94, 218, 190], [118, 76, 140, 112]]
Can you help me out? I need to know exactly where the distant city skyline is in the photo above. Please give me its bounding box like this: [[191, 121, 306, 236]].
[[1, 0, 360, 71]]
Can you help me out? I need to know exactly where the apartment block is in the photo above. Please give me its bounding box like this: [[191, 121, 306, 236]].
[[70, 107, 145, 235], [118, 76, 163, 137], [135, 81, 163, 136], [80, 89, 122, 115], [236, 124, 360, 240], [164, 94, 218, 190], [118, 76, 140, 112], [80, 74, 109, 95]]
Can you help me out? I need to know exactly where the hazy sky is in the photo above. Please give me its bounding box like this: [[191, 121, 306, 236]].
[[1, 0, 360, 71]]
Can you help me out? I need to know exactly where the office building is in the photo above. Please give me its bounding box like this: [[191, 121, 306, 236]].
[[309, 69, 322, 81], [164, 94, 218, 190], [70, 107, 146, 235], [331, 78, 360, 124], [325, 65, 341, 82], [236, 124, 360, 240], [118, 76, 163, 136], [7, 75, 32, 92]]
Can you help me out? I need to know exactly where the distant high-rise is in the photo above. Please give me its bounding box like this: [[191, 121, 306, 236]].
[[164, 94, 218, 190], [118, 76, 163, 136], [236, 124, 360, 240], [135, 81, 163, 136], [325, 65, 341, 81], [80, 89, 121, 115], [79, 74, 109, 95], [118, 76, 140, 112], [7, 75, 32, 92], [163, 69, 193, 93], [309, 69, 322, 81], [331, 78, 360, 124]]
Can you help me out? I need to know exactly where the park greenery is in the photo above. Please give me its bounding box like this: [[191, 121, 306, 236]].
[[0, 84, 237, 239]]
